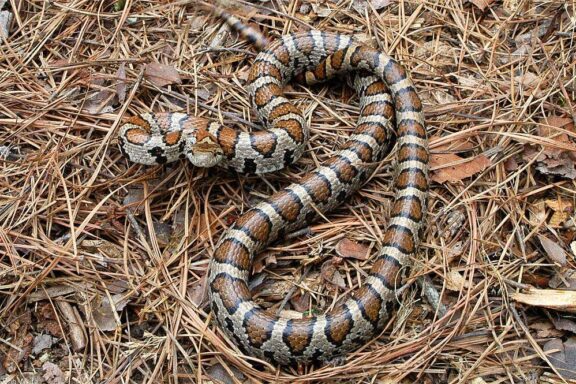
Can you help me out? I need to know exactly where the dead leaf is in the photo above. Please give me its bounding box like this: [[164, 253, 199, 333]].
[[302, 270, 322, 293], [116, 63, 126, 104], [335, 238, 370, 260], [206, 363, 245, 384], [195, 86, 211, 101], [549, 270, 576, 290], [432, 134, 476, 152], [538, 116, 575, 140], [514, 71, 539, 90], [32, 334, 55, 355], [0, 10, 12, 43], [445, 270, 468, 291], [6, 310, 32, 334], [430, 153, 491, 183], [253, 252, 278, 273], [445, 241, 465, 263], [105, 279, 129, 294], [188, 274, 208, 308], [470, 0, 495, 11], [310, 3, 334, 17], [3, 331, 32, 373], [538, 235, 568, 266], [545, 199, 573, 227], [503, 0, 522, 14], [414, 41, 456, 73], [237, 65, 251, 82], [321, 259, 346, 290], [543, 338, 576, 380], [42, 362, 65, 384], [352, 0, 393, 14], [530, 320, 564, 338], [371, 0, 394, 9], [80, 239, 123, 260], [457, 74, 481, 88], [91, 293, 130, 331], [432, 90, 457, 105], [377, 379, 414, 384], [512, 288, 576, 313], [197, 209, 221, 242], [504, 157, 519, 171], [545, 198, 573, 212], [83, 88, 115, 115], [506, 44, 533, 65], [290, 293, 310, 312], [522, 116, 576, 179], [123, 188, 145, 215], [551, 317, 576, 334], [144, 62, 181, 87], [247, 273, 266, 291], [153, 221, 172, 247], [442, 209, 466, 240], [36, 304, 64, 338], [534, 153, 576, 179], [528, 200, 547, 226]]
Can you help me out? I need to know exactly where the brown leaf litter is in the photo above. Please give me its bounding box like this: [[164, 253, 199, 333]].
[[1, 0, 576, 383], [521, 116, 576, 179]]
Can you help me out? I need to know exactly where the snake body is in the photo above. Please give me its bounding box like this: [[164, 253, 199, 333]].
[[119, 13, 428, 365]]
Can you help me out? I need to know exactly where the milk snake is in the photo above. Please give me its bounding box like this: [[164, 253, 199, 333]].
[[119, 9, 428, 365]]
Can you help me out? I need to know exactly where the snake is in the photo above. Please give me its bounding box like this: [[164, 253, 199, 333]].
[[118, 8, 428, 365]]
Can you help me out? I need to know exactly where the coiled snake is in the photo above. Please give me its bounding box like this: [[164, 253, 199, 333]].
[[119, 9, 428, 365]]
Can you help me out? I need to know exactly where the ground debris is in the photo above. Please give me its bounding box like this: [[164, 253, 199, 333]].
[[1, 1, 574, 382]]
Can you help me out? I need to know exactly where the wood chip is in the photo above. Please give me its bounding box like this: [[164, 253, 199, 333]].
[[512, 288, 576, 313], [28, 285, 78, 303], [56, 300, 86, 352]]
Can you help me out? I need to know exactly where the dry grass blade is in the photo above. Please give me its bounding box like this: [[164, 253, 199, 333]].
[[1, 0, 575, 383]]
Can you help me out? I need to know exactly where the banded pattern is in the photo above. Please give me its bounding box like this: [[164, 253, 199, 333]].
[[212, 7, 269, 50], [207, 32, 428, 365], [118, 21, 428, 364]]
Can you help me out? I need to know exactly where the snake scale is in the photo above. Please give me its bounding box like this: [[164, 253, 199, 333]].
[[119, 8, 428, 365]]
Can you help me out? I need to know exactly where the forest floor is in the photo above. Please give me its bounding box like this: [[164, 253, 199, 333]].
[[1, 0, 576, 383]]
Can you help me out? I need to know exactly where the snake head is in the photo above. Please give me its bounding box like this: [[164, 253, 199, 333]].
[[186, 129, 224, 168]]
